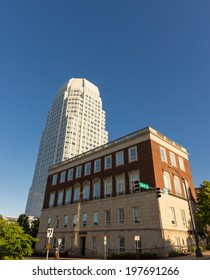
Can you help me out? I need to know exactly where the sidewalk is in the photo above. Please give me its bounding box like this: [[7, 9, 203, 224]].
[[166, 250, 210, 260]]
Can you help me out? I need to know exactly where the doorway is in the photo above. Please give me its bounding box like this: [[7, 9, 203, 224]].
[[80, 237, 86, 256]]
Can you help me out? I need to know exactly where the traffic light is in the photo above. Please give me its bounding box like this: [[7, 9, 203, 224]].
[[187, 229, 193, 235], [156, 187, 161, 198]]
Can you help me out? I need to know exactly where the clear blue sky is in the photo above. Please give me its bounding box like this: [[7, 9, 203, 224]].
[[0, 0, 209, 217]]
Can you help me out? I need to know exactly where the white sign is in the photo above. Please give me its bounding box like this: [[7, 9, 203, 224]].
[[47, 228, 54, 238], [134, 235, 140, 241], [58, 238, 62, 245]]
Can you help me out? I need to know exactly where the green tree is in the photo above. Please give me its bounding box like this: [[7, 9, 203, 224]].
[[17, 214, 30, 234], [0, 218, 37, 260], [196, 180, 210, 244]]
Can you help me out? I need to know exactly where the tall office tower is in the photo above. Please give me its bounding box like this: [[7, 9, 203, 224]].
[[25, 78, 108, 217]]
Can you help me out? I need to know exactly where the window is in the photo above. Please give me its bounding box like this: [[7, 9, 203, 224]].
[[74, 187, 80, 203], [93, 212, 99, 226], [93, 182, 100, 199], [174, 175, 181, 196], [60, 171, 66, 183], [119, 237, 125, 252], [84, 162, 91, 176], [118, 209, 125, 224], [169, 152, 176, 167], [182, 179, 189, 198], [160, 147, 167, 162], [64, 215, 68, 227], [104, 178, 112, 197], [92, 237, 97, 251], [82, 213, 87, 227], [73, 214, 77, 227], [83, 184, 90, 201], [55, 216, 60, 228], [116, 176, 125, 195], [178, 157, 185, 171], [52, 174, 57, 186], [169, 207, 176, 225], [128, 146, 138, 162], [133, 207, 140, 224], [47, 217, 51, 227], [105, 210, 111, 225], [49, 192, 55, 208], [104, 155, 112, 169], [94, 159, 101, 173], [57, 190, 63, 206], [163, 171, 171, 190], [116, 151, 124, 166], [65, 188, 72, 204], [67, 168, 74, 181], [76, 165, 82, 178], [180, 209, 187, 227]]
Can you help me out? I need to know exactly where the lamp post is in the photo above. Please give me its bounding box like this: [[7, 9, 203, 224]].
[[168, 165, 203, 257]]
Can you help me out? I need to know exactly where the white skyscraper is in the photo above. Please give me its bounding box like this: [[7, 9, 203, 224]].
[[25, 78, 108, 217]]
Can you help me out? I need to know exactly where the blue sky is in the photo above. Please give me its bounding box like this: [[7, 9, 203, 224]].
[[0, 0, 209, 217]]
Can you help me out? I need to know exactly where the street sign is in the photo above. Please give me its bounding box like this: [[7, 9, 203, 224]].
[[58, 238, 62, 245], [140, 182, 150, 190], [47, 228, 54, 238], [46, 243, 51, 250]]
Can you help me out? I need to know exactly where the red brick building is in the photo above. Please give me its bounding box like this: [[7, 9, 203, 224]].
[[36, 126, 196, 258]]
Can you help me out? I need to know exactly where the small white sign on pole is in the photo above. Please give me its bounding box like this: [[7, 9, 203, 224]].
[[47, 228, 54, 238]]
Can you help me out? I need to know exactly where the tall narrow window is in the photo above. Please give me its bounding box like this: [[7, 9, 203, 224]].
[[119, 237, 125, 252], [169, 152, 176, 167], [128, 146, 138, 162], [74, 187, 80, 203], [180, 209, 187, 227], [82, 213, 87, 227], [83, 184, 90, 201], [178, 157, 185, 171], [116, 176, 125, 195], [93, 212, 99, 226], [55, 216, 60, 228], [104, 178, 112, 197], [104, 155, 112, 169], [73, 214, 77, 227], [92, 237, 97, 251], [67, 168, 74, 181], [93, 182, 100, 199], [94, 159, 101, 173], [118, 209, 125, 224], [163, 171, 171, 190], [105, 210, 111, 225], [169, 207, 176, 225], [49, 192, 55, 208], [52, 174, 57, 186], [174, 175, 181, 196], [60, 171, 66, 183], [84, 162, 91, 176], [76, 165, 82, 178], [116, 151, 124, 166], [64, 215, 68, 227], [133, 207, 140, 224], [160, 147, 167, 162], [65, 188, 72, 204], [57, 190, 63, 206]]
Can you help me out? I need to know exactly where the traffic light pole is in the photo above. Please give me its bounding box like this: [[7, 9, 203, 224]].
[[168, 165, 203, 257]]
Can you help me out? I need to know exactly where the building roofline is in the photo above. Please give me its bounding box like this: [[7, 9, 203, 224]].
[[49, 126, 188, 172]]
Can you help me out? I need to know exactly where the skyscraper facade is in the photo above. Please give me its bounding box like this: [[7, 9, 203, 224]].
[[25, 78, 108, 217]]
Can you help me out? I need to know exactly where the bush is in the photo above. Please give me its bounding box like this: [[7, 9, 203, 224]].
[[109, 252, 160, 260]]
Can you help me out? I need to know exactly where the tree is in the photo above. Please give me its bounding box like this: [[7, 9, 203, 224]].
[[17, 214, 30, 234], [196, 180, 210, 244], [0, 218, 37, 260]]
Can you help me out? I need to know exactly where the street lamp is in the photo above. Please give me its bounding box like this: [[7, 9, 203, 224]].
[[168, 165, 203, 257]]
